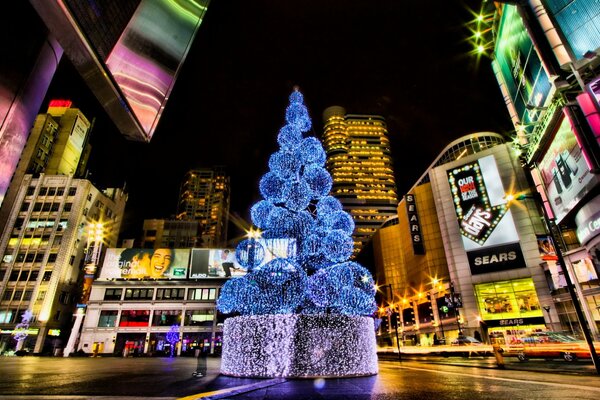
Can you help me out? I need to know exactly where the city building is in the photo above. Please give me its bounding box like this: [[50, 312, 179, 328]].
[[322, 106, 398, 256], [373, 133, 562, 347], [77, 245, 253, 356], [0, 100, 93, 254], [0, 174, 126, 354], [176, 167, 230, 248], [141, 219, 201, 249], [472, 1, 600, 339]]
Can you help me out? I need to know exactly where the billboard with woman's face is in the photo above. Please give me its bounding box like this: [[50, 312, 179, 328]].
[[99, 248, 189, 280]]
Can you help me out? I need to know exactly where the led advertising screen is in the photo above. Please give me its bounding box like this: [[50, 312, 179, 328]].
[[492, 5, 551, 134], [188, 239, 296, 279], [189, 249, 246, 279], [544, 0, 600, 61], [99, 248, 190, 280], [537, 115, 600, 222], [31, 0, 210, 141], [447, 155, 525, 275]]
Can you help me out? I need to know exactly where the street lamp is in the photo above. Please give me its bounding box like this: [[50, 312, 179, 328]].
[[377, 284, 402, 361], [506, 192, 600, 374]]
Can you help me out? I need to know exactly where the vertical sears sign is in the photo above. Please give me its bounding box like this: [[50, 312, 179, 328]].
[[447, 155, 525, 275], [405, 194, 425, 254]]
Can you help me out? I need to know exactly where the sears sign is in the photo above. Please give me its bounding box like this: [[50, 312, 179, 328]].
[[447, 155, 525, 275]]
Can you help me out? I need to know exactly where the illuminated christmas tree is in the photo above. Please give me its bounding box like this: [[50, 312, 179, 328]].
[[217, 88, 378, 378], [217, 88, 376, 317]]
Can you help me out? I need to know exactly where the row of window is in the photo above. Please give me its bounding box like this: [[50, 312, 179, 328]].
[[98, 309, 215, 328], [20, 202, 72, 213], [104, 287, 218, 301], [0, 269, 52, 282], [26, 186, 77, 197]]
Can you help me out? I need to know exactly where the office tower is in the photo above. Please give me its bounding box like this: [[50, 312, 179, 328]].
[[0, 101, 93, 244], [177, 167, 230, 248], [141, 219, 201, 249], [26, 100, 92, 176], [0, 174, 126, 354], [322, 106, 398, 256]]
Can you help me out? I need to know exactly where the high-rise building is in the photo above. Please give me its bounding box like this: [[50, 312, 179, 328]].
[[0, 174, 126, 354], [0, 101, 93, 245], [322, 106, 398, 256], [177, 167, 230, 248], [141, 219, 200, 249]]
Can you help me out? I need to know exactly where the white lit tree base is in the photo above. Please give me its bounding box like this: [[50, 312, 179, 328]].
[[220, 314, 378, 378]]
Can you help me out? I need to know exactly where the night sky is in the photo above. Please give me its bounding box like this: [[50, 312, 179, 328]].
[[43, 0, 513, 241]]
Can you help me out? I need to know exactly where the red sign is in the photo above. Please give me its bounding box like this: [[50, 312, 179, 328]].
[[48, 99, 73, 108]]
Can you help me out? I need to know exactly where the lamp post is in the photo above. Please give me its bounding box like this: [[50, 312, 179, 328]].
[[377, 284, 401, 361], [507, 192, 600, 374]]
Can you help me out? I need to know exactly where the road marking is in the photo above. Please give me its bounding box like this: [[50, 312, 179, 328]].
[[395, 365, 600, 392], [178, 378, 286, 400]]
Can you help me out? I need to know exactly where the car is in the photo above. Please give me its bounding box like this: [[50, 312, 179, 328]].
[[450, 336, 491, 357], [451, 336, 483, 346], [509, 332, 592, 362]]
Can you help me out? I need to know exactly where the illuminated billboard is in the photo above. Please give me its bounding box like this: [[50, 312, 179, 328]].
[[189, 239, 296, 279], [99, 248, 190, 280], [189, 249, 246, 279], [447, 155, 525, 275], [544, 0, 600, 61], [537, 115, 600, 223], [492, 5, 551, 134], [30, 0, 210, 142]]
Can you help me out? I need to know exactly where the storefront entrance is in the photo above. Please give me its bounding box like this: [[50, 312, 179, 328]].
[[115, 333, 146, 356]]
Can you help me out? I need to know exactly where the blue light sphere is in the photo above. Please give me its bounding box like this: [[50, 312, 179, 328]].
[[317, 196, 343, 216], [299, 137, 326, 166], [259, 172, 290, 204], [269, 150, 300, 179], [235, 239, 266, 269], [252, 258, 308, 314], [303, 165, 332, 199], [323, 230, 354, 263], [286, 180, 312, 211], [250, 200, 274, 229], [277, 125, 303, 150], [285, 103, 312, 132], [324, 210, 355, 236]]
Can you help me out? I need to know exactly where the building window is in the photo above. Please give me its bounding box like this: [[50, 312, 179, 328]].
[[187, 288, 217, 301], [58, 291, 69, 304], [20, 203, 30, 212], [151, 310, 181, 326], [39, 187, 48, 196], [56, 188, 64, 196], [37, 291, 46, 301], [26, 187, 35, 196], [33, 203, 42, 212], [64, 203, 72, 212], [124, 288, 154, 300], [119, 310, 150, 327], [103, 288, 123, 301], [9, 271, 20, 281], [0, 310, 15, 323], [53, 310, 61, 321], [13, 290, 23, 301], [48, 188, 56, 196], [50, 203, 60, 212], [2, 290, 13, 301], [184, 309, 214, 326], [98, 310, 118, 327], [48, 253, 57, 263], [68, 187, 77, 196], [23, 291, 33, 301], [42, 271, 52, 281], [156, 288, 185, 300], [29, 270, 39, 281]]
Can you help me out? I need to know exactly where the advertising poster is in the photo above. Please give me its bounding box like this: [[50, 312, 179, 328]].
[[189, 249, 246, 279], [492, 5, 551, 134], [447, 155, 525, 275], [99, 248, 189, 280], [538, 115, 600, 223]]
